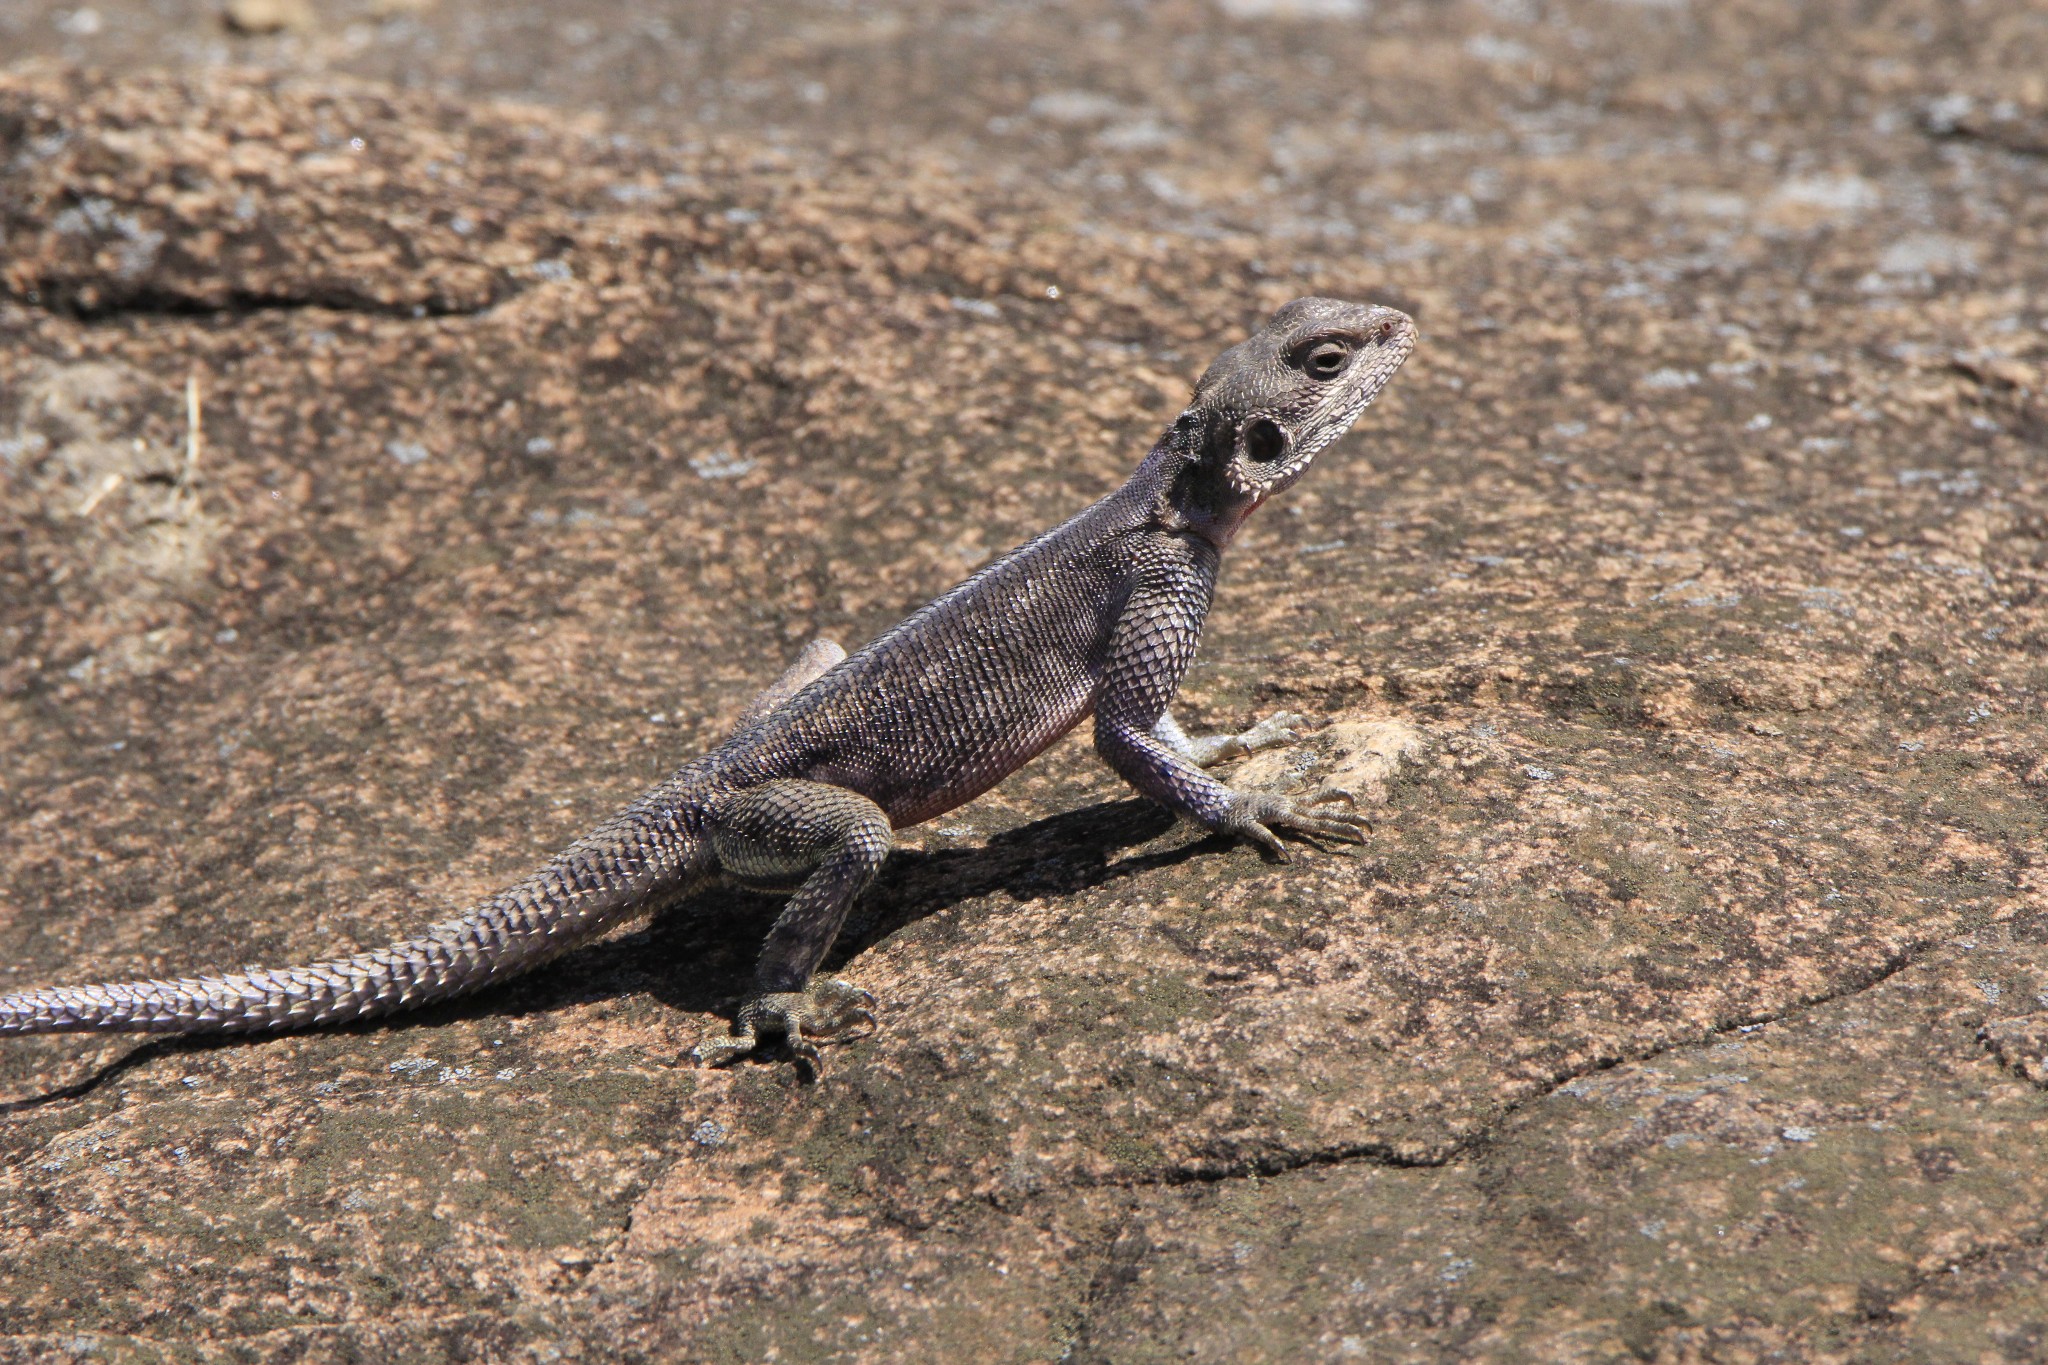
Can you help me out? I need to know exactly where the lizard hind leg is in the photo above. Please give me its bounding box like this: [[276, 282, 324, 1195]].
[[1152, 708, 1311, 767], [694, 779, 891, 1078], [728, 639, 849, 736]]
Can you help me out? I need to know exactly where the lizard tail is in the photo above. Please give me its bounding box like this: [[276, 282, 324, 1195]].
[[0, 802, 703, 1036]]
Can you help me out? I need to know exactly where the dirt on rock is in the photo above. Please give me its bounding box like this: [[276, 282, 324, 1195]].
[[2, 1, 2047, 1360]]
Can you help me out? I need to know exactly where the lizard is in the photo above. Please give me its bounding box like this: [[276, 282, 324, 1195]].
[[0, 296, 1417, 1075]]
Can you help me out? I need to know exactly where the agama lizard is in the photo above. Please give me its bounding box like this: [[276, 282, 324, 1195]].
[[0, 297, 1416, 1074]]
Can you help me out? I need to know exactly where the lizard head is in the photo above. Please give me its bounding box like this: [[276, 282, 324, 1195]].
[[1166, 297, 1416, 545]]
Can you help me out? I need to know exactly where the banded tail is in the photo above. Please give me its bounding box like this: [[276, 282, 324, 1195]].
[[0, 801, 700, 1036]]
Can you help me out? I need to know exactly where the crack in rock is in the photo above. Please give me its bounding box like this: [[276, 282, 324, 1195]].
[[1104, 935, 1950, 1191]]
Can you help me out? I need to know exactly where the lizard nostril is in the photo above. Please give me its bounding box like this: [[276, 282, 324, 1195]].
[[1242, 418, 1288, 463]]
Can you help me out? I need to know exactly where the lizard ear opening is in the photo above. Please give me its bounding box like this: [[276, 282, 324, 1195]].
[[1241, 417, 1289, 464]]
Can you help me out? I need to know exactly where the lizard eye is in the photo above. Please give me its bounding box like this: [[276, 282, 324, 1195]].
[[1301, 340, 1352, 381], [1242, 417, 1288, 463]]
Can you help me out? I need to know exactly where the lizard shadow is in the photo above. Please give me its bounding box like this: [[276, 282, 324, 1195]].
[[452, 793, 1225, 1023], [563, 794, 1211, 1020], [0, 796, 1218, 1110], [0, 1038, 187, 1116]]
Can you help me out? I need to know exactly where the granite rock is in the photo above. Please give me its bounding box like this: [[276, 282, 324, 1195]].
[[2, 1, 2047, 1356]]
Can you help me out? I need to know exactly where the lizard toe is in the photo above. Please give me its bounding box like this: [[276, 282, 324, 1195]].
[[1294, 802, 1372, 839], [785, 1032, 826, 1080], [801, 978, 881, 1040], [694, 1025, 762, 1069], [1233, 818, 1291, 862]]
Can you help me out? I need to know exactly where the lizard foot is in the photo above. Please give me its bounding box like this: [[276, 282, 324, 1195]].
[[1223, 789, 1371, 862], [1229, 710, 1312, 754], [694, 978, 878, 1078], [1169, 710, 1312, 766]]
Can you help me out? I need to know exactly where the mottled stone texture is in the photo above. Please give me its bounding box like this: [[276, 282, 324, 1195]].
[[2, 0, 2047, 1357]]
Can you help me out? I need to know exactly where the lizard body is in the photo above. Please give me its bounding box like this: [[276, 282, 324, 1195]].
[[0, 297, 1416, 1073]]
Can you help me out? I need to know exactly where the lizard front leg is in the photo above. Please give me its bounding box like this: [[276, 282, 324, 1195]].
[[1095, 551, 1366, 860], [694, 779, 890, 1076]]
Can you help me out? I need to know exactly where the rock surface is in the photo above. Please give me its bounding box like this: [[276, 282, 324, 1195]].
[[1, 0, 2047, 1358]]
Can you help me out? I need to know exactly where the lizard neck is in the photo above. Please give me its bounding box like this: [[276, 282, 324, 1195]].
[[1132, 412, 1265, 549]]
